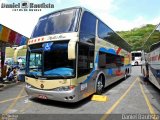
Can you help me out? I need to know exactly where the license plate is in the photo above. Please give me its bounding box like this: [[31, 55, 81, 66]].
[[81, 83, 87, 91], [38, 95, 47, 99]]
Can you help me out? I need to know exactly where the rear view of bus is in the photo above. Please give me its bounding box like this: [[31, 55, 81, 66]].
[[25, 7, 131, 102], [131, 51, 142, 66]]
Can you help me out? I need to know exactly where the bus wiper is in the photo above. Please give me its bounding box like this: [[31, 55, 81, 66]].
[[87, 39, 93, 43], [32, 74, 38, 79]]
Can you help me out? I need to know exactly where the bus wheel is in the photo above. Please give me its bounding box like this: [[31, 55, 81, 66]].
[[96, 75, 104, 95], [124, 69, 127, 80], [124, 73, 127, 80], [127, 68, 130, 77]]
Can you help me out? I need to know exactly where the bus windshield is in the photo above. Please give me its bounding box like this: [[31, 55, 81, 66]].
[[27, 41, 75, 79], [132, 53, 142, 57], [28, 51, 43, 77], [31, 9, 79, 38]]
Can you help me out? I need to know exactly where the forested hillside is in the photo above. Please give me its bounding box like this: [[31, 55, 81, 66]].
[[117, 24, 156, 51]]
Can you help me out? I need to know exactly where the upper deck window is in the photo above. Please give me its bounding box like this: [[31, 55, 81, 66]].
[[80, 11, 96, 36], [79, 11, 96, 44], [31, 9, 79, 38], [98, 21, 113, 40]]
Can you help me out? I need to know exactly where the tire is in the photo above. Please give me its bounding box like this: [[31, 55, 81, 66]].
[[124, 73, 127, 80], [127, 68, 130, 77], [96, 75, 104, 95], [124, 69, 128, 80]]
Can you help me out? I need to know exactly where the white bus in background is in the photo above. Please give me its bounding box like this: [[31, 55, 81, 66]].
[[131, 51, 142, 66]]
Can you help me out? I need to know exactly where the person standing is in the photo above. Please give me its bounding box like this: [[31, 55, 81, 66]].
[[8, 67, 17, 82]]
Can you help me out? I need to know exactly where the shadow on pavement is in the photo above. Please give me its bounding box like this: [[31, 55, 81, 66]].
[[102, 76, 131, 95], [139, 76, 160, 113], [30, 95, 92, 109], [30, 76, 131, 109]]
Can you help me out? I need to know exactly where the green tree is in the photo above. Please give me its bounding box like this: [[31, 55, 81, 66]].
[[117, 24, 156, 51]]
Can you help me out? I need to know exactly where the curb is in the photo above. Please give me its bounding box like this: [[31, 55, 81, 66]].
[[0, 82, 24, 91]]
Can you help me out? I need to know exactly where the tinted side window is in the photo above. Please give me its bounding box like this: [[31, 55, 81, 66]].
[[98, 21, 113, 40], [99, 52, 124, 68], [78, 43, 94, 77], [80, 12, 96, 43]]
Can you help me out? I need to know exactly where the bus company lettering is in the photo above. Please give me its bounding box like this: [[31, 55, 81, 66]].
[[48, 35, 66, 41], [28, 35, 66, 45], [150, 54, 160, 61]]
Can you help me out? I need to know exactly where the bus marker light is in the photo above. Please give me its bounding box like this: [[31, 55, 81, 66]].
[[69, 85, 75, 90], [91, 95, 109, 102], [38, 95, 47, 99], [80, 83, 87, 91], [40, 84, 44, 89]]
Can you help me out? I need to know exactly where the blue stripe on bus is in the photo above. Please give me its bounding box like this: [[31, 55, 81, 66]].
[[82, 69, 96, 83], [107, 68, 113, 75], [95, 52, 99, 63], [99, 47, 116, 55]]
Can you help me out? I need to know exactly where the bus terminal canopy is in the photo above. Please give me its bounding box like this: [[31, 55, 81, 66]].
[[0, 24, 29, 79], [0, 24, 28, 47], [143, 23, 160, 52]]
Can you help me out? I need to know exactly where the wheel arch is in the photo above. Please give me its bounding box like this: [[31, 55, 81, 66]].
[[95, 71, 106, 91]]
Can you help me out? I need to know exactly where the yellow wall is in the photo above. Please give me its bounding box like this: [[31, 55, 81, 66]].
[[5, 47, 26, 58]]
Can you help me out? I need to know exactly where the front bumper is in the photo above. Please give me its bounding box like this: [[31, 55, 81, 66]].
[[25, 84, 79, 103]]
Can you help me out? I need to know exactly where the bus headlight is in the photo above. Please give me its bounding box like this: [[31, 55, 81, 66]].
[[26, 83, 31, 88], [53, 85, 75, 91], [157, 70, 160, 77]]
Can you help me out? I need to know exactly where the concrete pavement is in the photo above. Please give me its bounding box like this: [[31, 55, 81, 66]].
[[0, 66, 160, 120]]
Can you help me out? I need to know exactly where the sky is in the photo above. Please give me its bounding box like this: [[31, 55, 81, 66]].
[[0, 0, 159, 37]]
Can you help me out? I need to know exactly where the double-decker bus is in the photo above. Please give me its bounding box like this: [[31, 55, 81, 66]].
[[25, 7, 131, 102], [142, 23, 160, 89], [131, 51, 143, 66]]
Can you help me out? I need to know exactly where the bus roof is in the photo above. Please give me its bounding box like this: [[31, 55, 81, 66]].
[[39, 6, 131, 52], [108, 35, 131, 52], [39, 6, 82, 19], [150, 41, 160, 51], [143, 23, 160, 52]]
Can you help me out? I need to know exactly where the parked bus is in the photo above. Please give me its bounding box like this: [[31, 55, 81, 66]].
[[142, 23, 160, 89], [131, 51, 142, 66], [25, 7, 131, 102]]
